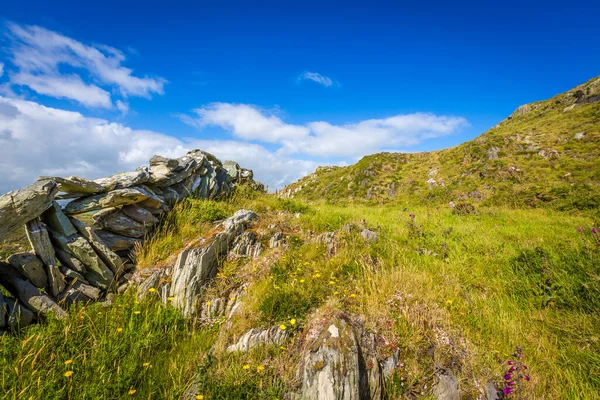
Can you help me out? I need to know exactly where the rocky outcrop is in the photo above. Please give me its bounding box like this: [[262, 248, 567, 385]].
[[0, 149, 262, 331], [227, 325, 289, 353], [169, 210, 258, 316], [295, 312, 383, 400]]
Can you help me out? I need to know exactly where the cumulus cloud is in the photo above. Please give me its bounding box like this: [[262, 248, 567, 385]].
[[0, 96, 316, 194], [298, 71, 336, 87], [4, 23, 166, 109], [180, 103, 468, 158], [180, 103, 309, 143]]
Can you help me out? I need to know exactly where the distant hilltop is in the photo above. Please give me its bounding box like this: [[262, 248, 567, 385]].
[[281, 76, 600, 210]]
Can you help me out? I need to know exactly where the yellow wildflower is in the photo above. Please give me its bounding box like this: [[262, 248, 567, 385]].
[[243, 364, 250, 370], [349, 294, 357, 298], [312, 273, 321, 278], [196, 396, 205, 400], [299, 279, 305, 283], [128, 389, 137, 395], [167, 296, 174, 301], [328, 280, 335, 285], [148, 288, 156, 293], [117, 328, 123, 333], [446, 299, 453, 305], [134, 311, 141, 315], [256, 365, 265, 371], [290, 318, 297, 326], [279, 324, 287, 331], [64, 371, 73, 378], [64, 360, 73, 365], [143, 362, 150, 367], [334, 291, 340, 295]]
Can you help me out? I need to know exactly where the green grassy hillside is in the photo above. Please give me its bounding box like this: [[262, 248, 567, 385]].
[[281, 77, 600, 211], [1, 192, 599, 399]]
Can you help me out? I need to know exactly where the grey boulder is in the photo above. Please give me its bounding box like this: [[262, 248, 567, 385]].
[[7, 252, 48, 288]]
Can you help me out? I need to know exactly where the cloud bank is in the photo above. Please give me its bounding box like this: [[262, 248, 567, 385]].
[[0, 96, 317, 194], [3, 23, 166, 109]]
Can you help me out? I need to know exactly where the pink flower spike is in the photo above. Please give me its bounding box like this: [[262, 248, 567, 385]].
[[524, 375, 530, 381], [508, 366, 515, 373], [508, 381, 516, 386], [522, 365, 527, 370], [503, 387, 514, 395], [504, 374, 512, 380], [507, 361, 514, 365]]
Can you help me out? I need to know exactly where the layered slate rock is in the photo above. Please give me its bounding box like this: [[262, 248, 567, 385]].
[[7, 252, 48, 289], [25, 218, 66, 297], [0, 261, 66, 319], [0, 180, 58, 237], [295, 312, 383, 400], [169, 210, 258, 316], [64, 187, 158, 215], [227, 325, 289, 353]]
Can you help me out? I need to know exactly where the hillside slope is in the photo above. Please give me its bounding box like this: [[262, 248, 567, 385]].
[[281, 77, 600, 210]]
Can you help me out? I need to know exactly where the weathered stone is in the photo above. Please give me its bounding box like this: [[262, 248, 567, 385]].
[[58, 265, 89, 284], [0, 261, 66, 318], [41, 201, 78, 237], [149, 154, 201, 188], [223, 161, 241, 182], [7, 252, 48, 288], [70, 218, 125, 275], [95, 210, 146, 238], [55, 248, 86, 273], [4, 297, 36, 330], [93, 167, 151, 191], [433, 371, 460, 400], [94, 230, 142, 252], [269, 231, 284, 248], [231, 231, 262, 258], [382, 350, 400, 378], [63, 187, 156, 215], [50, 232, 114, 290], [25, 218, 66, 297], [121, 204, 159, 225], [315, 232, 336, 255], [38, 175, 104, 195], [227, 326, 289, 353], [169, 210, 257, 316], [297, 312, 383, 400], [58, 281, 101, 306], [136, 269, 163, 300], [0, 180, 58, 238], [361, 229, 378, 242]]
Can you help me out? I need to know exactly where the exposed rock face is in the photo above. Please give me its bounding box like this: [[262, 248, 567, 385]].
[[0, 180, 58, 237], [121, 204, 159, 225], [94, 230, 142, 252], [270, 231, 284, 248], [169, 210, 258, 316], [7, 252, 48, 288], [69, 218, 124, 275], [296, 312, 383, 400], [39, 175, 104, 195], [231, 231, 262, 258], [361, 229, 378, 243], [227, 326, 289, 353], [93, 168, 151, 191]]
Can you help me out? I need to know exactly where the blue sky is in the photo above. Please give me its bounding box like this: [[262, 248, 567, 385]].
[[0, 0, 599, 193]]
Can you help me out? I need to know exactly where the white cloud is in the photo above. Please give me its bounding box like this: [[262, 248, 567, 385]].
[[180, 103, 309, 143], [4, 23, 166, 109], [180, 103, 468, 158], [0, 96, 316, 194], [0, 63, 4, 77], [298, 71, 336, 87], [116, 100, 129, 114]]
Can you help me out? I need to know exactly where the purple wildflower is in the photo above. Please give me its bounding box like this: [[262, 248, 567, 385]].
[[503, 387, 514, 395], [524, 375, 530, 381], [507, 361, 514, 365], [592, 228, 598, 234], [504, 374, 512, 380], [508, 366, 515, 373]]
